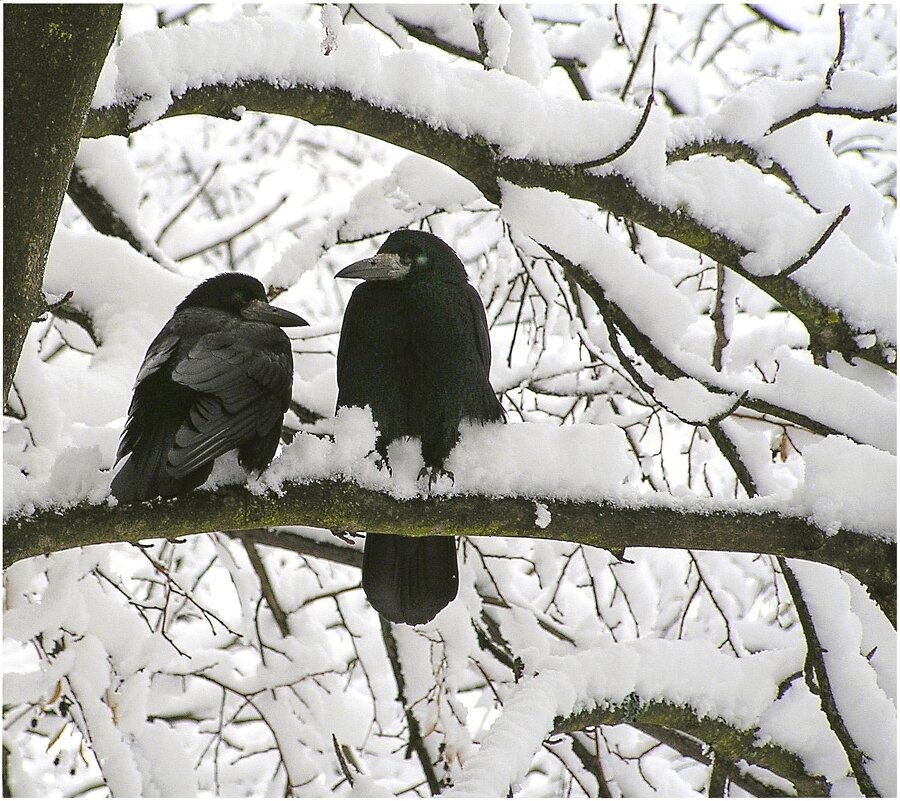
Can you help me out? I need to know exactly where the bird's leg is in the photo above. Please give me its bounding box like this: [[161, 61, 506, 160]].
[[369, 449, 391, 474], [417, 465, 456, 493]]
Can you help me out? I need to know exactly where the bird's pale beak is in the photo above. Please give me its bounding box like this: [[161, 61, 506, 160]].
[[241, 299, 308, 327], [335, 252, 410, 281]]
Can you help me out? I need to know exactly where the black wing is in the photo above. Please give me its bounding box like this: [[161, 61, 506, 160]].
[[115, 331, 181, 463], [167, 325, 293, 478]]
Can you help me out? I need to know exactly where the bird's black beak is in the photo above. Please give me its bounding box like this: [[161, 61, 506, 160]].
[[335, 252, 410, 281], [241, 299, 308, 327]]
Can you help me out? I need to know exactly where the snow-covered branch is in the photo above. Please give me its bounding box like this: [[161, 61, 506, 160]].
[[6, 475, 895, 624], [447, 640, 833, 797], [6, 6, 896, 794], [80, 15, 896, 373]]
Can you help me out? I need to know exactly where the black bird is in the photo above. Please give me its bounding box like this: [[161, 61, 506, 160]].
[[110, 273, 307, 502], [336, 230, 505, 624]]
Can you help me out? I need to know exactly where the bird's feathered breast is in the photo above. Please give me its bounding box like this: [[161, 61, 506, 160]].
[[336, 277, 503, 462]]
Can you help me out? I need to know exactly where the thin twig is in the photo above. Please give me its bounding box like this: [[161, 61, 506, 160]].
[[379, 617, 442, 795], [239, 531, 290, 638], [711, 263, 727, 372], [824, 7, 847, 91], [780, 204, 851, 276], [577, 93, 655, 169], [620, 5, 657, 100]]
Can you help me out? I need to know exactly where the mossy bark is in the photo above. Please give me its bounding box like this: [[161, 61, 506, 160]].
[[3, 4, 122, 401], [5, 478, 895, 624]]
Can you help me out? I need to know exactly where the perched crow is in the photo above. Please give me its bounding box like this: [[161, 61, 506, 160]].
[[336, 230, 505, 624], [110, 273, 307, 502]]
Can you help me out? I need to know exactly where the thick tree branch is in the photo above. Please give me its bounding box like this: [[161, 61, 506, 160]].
[[629, 723, 791, 796], [554, 697, 830, 797], [82, 80, 894, 373], [5, 479, 894, 624], [66, 167, 148, 256]]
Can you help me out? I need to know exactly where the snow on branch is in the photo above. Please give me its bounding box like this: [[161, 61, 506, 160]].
[[447, 640, 831, 797], [81, 15, 896, 373], [5, 473, 895, 625]]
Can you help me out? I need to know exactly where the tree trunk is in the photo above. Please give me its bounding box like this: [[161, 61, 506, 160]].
[[3, 3, 121, 401]]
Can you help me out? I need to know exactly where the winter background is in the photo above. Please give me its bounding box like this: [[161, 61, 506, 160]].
[[3, 3, 896, 797]]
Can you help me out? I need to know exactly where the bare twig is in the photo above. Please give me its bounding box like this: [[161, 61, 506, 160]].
[[379, 617, 442, 795], [780, 204, 851, 276], [239, 531, 290, 638], [576, 93, 655, 169], [620, 5, 657, 100], [824, 7, 847, 91]]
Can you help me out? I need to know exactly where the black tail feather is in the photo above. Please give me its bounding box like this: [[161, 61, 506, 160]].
[[362, 533, 458, 625], [110, 424, 212, 503]]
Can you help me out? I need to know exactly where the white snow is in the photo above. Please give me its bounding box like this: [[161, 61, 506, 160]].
[[792, 436, 896, 538], [95, 13, 637, 163], [788, 561, 897, 796], [449, 639, 804, 796], [6, 5, 896, 795]]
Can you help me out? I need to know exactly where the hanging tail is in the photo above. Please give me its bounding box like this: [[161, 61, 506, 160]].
[[362, 533, 458, 625]]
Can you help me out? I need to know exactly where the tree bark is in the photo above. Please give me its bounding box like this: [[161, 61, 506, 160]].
[[6, 479, 895, 624], [3, 3, 121, 402]]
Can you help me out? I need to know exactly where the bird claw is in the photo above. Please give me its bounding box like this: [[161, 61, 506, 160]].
[[331, 529, 363, 544], [418, 466, 455, 493]]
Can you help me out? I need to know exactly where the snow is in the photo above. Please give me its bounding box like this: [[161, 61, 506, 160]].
[[793, 436, 896, 538], [499, 182, 697, 350], [6, 4, 896, 795], [644, 375, 737, 424], [543, 17, 616, 67], [789, 561, 897, 796], [449, 639, 804, 797], [96, 13, 637, 163], [825, 70, 896, 111]]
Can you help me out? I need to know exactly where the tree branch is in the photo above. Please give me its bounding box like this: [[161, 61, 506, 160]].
[[554, 697, 830, 797], [238, 531, 291, 638], [5, 479, 894, 624], [779, 559, 880, 796], [67, 167, 149, 256], [379, 616, 442, 795], [82, 79, 895, 373]]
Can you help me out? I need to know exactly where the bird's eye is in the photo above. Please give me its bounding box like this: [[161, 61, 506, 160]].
[[414, 253, 429, 267]]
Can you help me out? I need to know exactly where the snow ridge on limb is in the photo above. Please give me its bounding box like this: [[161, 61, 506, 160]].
[[446, 640, 834, 797], [83, 12, 896, 371]]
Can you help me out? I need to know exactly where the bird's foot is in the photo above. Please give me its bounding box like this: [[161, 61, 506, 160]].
[[371, 452, 391, 474], [331, 529, 363, 545], [418, 466, 455, 493]]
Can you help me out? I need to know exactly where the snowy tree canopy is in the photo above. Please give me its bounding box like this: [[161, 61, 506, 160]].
[[4, 3, 896, 797]]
